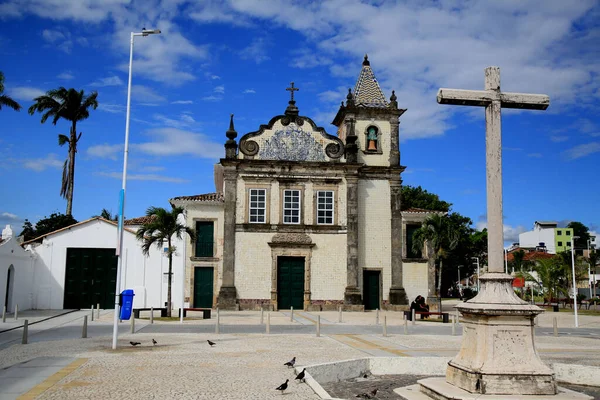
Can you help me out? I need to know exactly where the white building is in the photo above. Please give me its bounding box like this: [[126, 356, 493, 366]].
[[0, 225, 36, 312], [14, 218, 183, 311], [519, 221, 559, 254]]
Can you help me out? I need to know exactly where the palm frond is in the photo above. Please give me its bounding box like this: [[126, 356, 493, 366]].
[[58, 134, 69, 146], [60, 158, 70, 199], [0, 95, 22, 111]]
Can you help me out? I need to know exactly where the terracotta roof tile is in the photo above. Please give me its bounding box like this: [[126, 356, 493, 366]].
[[124, 216, 156, 225], [170, 192, 224, 203]]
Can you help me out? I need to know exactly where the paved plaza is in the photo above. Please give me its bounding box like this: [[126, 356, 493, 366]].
[[1, 303, 599, 399]]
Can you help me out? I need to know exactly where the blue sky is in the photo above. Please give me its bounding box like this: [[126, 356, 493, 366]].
[[0, 0, 598, 246]]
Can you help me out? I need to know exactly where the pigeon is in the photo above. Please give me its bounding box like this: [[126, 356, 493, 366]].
[[284, 356, 296, 368], [152, 338, 157, 346], [129, 341, 141, 346], [207, 340, 216, 347], [276, 379, 289, 394], [356, 388, 378, 399], [295, 368, 306, 383]]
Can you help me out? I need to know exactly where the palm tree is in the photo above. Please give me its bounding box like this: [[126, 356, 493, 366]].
[[526, 257, 568, 303], [0, 71, 21, 111], [93, 208, 118, 221], [511, 249, 528, 272], [586, 249, 598, 298], [136, 205, 195, 317], [28, 87, 98, 215], [411, 213, 460, 301]]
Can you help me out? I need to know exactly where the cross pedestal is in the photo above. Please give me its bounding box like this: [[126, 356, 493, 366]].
[[425, 67, 562, 397]]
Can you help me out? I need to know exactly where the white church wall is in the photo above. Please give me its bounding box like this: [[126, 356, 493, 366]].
[[28, 219, 183, 310], [310, 234, 347, 301], [234, 232, 273, 300], [403, 262, 430, 303], [358, 179, 392, 300], [354, 119, 392, 167], [0, 226, 36, 312]]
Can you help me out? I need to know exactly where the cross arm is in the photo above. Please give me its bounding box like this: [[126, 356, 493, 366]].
[[437, 88, 549, 110]]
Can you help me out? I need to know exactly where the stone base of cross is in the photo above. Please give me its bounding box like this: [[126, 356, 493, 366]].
[[425, 67, 562, 397]]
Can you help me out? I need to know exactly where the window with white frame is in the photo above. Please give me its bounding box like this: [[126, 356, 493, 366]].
[[283, 189, 301, 224], [249, 189, 266, 223], [316, 190, 334, 225]]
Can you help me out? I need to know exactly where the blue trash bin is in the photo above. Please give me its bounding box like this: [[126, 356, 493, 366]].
[[119, 289, 135, 320]]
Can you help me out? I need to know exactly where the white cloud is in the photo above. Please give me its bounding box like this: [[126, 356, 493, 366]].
[[202, 95, 222, 102], [98, 103, 125, 114], [239, 37, 270, 64], [86, 143, 122, 160], [0, 212, 23, 229], [563, 142, 600, 160], [476, 219, 527, 244], [132, 128, 223, 158], [210, 74, 220, 80], [42, 28, 65, 42], [91, 75, 123, 87], [527, 153, 543, 158], [131, 85, 166, 103], [550, 135, 569, 142], [243, 89, 256, 94], [153, 113, 196, 129], [57, 71, 74, 80], [214, 85, 225, 94], [22, 153, 63, 171], [9, 87, 45, 101], [171, 100, 193, 104], [96, 171, 189, 183], [41, 28, 73, 53]]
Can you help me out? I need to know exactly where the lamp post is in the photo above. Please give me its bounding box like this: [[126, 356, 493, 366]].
[[571, 235, 580, 328], [504, 248, 508, 274], [112, 28, 162, 350], [472, 257, 480, 292]]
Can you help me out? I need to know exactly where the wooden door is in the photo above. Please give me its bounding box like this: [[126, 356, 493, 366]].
[[64, 248, 117, 309], [277, 257, 304, 310], [193, 267, 214, 308], [363, 270, 380, 310]]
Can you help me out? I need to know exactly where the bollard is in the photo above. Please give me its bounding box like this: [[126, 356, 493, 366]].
[[403, 315, 408, 334], [91, 305, 94, 322], [150, 307, 154, 324], [383, 315, 387, 337], [130, 314, 135, 334], [2, 306, 5, 323], [290, 306, 294, 322], [553, 317, 558, 337], [316, 315, 321, 337], [452, 315, 456, 336], [260, 308, 264, 325], [14, 304, 18, 320], [375, 308, 379, 325], [412, 309, 415, 326], [82, 315, 88, 338], [215, 308, 220, 334], [96, 303, 100, 319], [22, 319, 28, 344], [338, 306, 342, 323], [266, 312, 270, 334]]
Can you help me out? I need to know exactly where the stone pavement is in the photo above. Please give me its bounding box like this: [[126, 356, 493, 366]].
[[0, 308, 598, 399]]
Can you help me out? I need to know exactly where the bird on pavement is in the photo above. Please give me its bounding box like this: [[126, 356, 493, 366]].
[[295, 368, 306, 383], [129, 341, 141, 346], [276, 379, 289, 394], [152, 339, 157, 346], [207, 340, 216, 347], [355, 388, 378, 399], [284, 356, 296, 368]]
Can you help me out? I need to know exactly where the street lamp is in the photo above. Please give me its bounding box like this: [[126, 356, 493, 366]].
[[571, 235, 580, 328], [472, 257, 480, 292], [112, 28, 162, 350]]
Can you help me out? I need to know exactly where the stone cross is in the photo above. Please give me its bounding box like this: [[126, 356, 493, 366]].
[[437, 67, 549, 273], [286, 81, 299, 102]]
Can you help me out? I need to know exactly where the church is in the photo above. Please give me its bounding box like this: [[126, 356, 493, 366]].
[[170, 56, 437, 312]]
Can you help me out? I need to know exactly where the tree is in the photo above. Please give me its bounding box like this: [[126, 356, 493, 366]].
[[587, 249, 598, 298], [401, 185, 451, 212], [0, 71, 21, 112], [28, 87, 99, 215], [510, 249, 529, 272], [19, 213, 78, 242], [94, 208, 118, 221], [523, 257, 567, 303], [411, 213, 460, 300], [566, 221, 591, 251], [136, 205, 195, 317]]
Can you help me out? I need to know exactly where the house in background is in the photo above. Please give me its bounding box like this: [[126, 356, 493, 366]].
[[0, 225, 36, 313], [519, 221, 574, 254], [11, 217, 184, 311]]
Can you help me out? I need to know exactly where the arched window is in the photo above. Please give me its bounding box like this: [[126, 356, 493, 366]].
[[365, 125, 380, 152]]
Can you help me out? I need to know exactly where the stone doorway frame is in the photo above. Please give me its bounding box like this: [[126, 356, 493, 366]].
[[268, 233, 314, 311]]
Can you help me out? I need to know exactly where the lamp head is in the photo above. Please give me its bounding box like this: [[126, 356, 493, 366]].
[[142, 29, 161, 36]]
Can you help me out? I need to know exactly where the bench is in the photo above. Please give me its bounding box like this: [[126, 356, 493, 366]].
[[534, 303, 560, 312], [178, 308, 212, 319], [133, 308, 167, 319], [404, 310, 449, 323]]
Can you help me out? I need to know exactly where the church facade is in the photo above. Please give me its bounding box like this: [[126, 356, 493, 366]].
[[170, 56, 435, 311]]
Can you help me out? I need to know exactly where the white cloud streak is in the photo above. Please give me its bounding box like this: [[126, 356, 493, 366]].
[[22, 154, 63, 171]]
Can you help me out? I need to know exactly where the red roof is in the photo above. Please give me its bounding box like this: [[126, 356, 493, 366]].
[[170, 192, 224, 202], [507, 251, 555, 262], [124, 216, 156, 225]]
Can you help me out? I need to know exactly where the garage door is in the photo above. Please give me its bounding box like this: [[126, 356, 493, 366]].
[[64, 248, 118, 309]]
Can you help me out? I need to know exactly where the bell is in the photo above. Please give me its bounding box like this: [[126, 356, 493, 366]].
[[367, 140, 377, 151]]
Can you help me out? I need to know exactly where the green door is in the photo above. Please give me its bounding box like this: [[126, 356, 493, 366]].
[[195, 221, 214, 257], [363, 270, 380, 310], [64, 248, 118, 309], [277, 257, 304, 310], [193, 267, 214, 308]]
